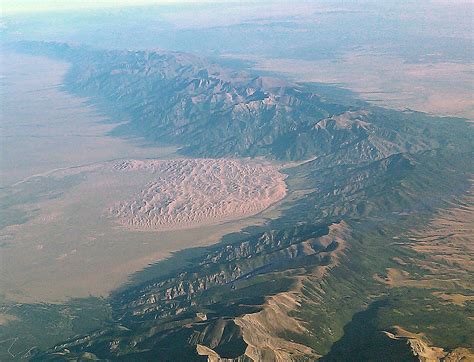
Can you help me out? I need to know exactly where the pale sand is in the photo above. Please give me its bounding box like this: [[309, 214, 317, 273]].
[[109, 159, 287, 231], [0, 158, 287, 303], [0, 53, 288, 303]]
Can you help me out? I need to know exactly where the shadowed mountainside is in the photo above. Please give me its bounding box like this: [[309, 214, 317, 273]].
[[3, 41, 473, 361], [27, 150, 473, 361], [10, 41, 472, 163]]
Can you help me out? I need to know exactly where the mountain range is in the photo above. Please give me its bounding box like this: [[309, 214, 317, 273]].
[[6, 41, 474, 361]]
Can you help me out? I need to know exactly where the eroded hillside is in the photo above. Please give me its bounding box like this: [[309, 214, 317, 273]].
[[11, 41, 472, 164], [2, 41, 473, 361]]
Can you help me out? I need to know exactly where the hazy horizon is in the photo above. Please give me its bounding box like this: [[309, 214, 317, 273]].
[[1, 1, 472, 360]]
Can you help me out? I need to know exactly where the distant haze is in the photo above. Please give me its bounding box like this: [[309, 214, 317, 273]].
[[1, 0, 248, 15], [2, 0, 471, 117]]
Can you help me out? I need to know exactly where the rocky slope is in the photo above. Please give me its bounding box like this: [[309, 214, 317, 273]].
[[29, 222, 346, 361], [11, 41, 472, 164], [29, 149, 474, 361], [5, 41, 473, 361]]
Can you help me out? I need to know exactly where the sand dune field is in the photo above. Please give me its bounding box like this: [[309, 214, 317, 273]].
[[0, 158, 287, 302], [0, 53, 288, 303], [109, 159, 287, 231]]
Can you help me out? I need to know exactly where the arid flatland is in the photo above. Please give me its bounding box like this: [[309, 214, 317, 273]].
[[0, 54, 288, 303]]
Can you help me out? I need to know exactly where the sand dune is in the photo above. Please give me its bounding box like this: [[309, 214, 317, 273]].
[[109, 159, 287, 230], [0, 158, 287, 302]]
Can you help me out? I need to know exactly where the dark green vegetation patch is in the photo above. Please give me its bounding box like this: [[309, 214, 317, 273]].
[[4, 41, 473, 360]]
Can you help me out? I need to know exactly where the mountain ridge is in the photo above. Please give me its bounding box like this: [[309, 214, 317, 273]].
[[3, 41, 473, 361], [10, 41, 472, 164]]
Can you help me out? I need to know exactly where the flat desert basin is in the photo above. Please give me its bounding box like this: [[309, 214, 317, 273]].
[[0, 158, 287, 302], [0, 52, 287, 303]]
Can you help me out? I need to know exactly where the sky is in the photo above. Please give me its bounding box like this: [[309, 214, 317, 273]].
[[3, 0, 470, 16], [1, 0, 253, 15]]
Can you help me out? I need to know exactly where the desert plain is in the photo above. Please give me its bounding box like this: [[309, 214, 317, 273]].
[[0, 53, 288, 303]]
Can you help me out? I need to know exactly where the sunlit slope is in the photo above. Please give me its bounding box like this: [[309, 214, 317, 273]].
[[11, 41, 473, 163], [4, 41, 473, 360], [29, 150, 474, 361]]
